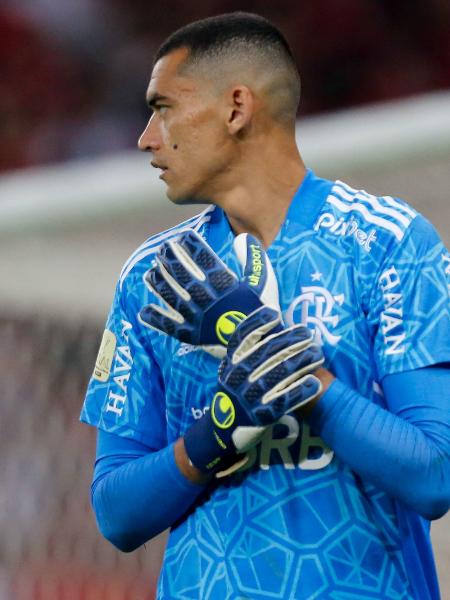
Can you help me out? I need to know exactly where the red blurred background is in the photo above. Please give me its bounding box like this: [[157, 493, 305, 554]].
[[1, 0, 449, 172]]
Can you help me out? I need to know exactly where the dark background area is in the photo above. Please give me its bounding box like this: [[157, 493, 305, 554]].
[[1, 0, 449, 173]]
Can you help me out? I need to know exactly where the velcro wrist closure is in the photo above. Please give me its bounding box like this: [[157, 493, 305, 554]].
[[183, 408, 236, 474]]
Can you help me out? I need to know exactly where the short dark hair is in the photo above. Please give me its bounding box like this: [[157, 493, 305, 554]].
[[155, 12, 301, 125], [156, 12, 296, 67]]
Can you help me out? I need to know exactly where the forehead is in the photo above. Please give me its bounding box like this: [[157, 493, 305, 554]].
[[147, 47, 198, 100]]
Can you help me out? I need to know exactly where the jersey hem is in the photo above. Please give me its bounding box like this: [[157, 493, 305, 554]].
[[79, 413, 166, 448], [379, 351, 450, 380]]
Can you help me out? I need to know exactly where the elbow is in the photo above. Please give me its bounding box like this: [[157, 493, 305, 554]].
[[98, 521, 141, 553], [407, 474, 450, 521], [407, 450, 450, 520], [98, 521, 163, 553], [420, 457, 450, 520], [91, 481, 150, 553], [97, 514, 163, 551], [417, 492, 450, 521], [93, 501, 141, 553]]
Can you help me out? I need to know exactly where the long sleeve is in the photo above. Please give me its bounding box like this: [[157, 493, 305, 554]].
[[91, 430, 206, 552], [309, 366, 450, 519]]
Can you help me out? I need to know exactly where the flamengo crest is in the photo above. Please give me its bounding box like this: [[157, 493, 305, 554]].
[[285, 285, 344, 346]]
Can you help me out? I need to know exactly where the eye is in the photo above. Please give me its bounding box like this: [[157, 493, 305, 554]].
[[155, 105, 169, 115]]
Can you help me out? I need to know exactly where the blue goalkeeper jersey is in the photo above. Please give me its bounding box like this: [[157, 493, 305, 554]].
[[81, 169, 450, 599]]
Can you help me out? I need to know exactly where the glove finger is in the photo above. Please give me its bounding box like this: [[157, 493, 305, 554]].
[[249, 329, 320, 379], [277, 373, 323, 412], [259, 345, 324, 396], [225, 324, 309, 375], [178, 230, 237, 294], [231, 425, 266, 453], [252, 374, 322, 425], [230, 316, 311, 369], [158, 242, 196, 287], [231, 345, 323, 412], [215, 453, 250, 478], [227, 306, 281, 356], [145, 266, 179, 307], [139, 305, 195, 345], [139, 303, 183, 335], [144, 268, 196, 323], [156, 253, 218, 312], [233, 233, 280, 311], [179, 229, 229, 271]]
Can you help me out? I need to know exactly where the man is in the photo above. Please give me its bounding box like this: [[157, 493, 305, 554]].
[[81, 12, 450, 600]]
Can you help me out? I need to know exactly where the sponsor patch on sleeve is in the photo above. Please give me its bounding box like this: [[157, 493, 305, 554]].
[[93, 329, 117, 382]]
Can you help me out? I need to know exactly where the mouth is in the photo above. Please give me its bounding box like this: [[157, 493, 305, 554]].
[[151, 161, 169, 180], [151, 161, 168, 171]]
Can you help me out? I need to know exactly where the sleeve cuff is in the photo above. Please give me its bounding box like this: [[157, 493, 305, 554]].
[[309, 378, 350, 431], [164, 443, 208, 492]]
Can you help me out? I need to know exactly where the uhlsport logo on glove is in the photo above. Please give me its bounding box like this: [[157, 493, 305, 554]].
[[215, 311, 246, 345], [211, 391, 236, 429], [139, 229, 280, 358], [248, 243, 264, 286]]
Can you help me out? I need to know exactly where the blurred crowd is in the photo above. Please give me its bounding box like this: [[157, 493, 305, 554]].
[[1, 0, 449, 173]]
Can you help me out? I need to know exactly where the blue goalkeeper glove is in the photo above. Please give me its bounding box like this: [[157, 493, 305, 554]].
[[183, 306, 324, 476], [139, 229, 280, 357]]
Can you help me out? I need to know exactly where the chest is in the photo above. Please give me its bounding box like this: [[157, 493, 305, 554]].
[[272, 237, 370, 359], [154, 237, 376, 435]]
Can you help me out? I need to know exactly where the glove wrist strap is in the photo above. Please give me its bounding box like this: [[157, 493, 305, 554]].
[[183, 404, 237, 474]]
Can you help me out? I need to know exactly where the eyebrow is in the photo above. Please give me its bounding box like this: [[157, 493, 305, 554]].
[[146, 93, 169, 109]]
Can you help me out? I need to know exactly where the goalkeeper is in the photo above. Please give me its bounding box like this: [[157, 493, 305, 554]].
[[81, 12, 450, 600]]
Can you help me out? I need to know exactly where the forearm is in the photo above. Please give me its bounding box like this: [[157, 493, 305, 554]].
[[92, 432, 207, 552], [308, 372, 450, 519]]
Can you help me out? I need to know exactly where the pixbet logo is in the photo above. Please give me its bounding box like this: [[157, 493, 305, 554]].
[[314, 212, 377, 252], [286, 285, 344, 346]]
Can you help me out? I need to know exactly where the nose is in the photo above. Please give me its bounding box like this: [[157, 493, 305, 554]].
[[138, 115, 161, 152]]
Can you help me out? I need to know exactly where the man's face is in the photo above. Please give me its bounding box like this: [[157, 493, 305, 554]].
[[138, 48, 232, 204]]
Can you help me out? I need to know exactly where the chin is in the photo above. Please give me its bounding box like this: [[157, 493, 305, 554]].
[[166, 186, 212, 207]]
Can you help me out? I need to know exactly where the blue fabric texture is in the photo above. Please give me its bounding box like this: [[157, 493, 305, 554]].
[[310, 367, 450, 518], [309, 366, 449, 600], [81, 170, 450, 599], [91, 366, 449, 593], [92, 430, 205, 552]]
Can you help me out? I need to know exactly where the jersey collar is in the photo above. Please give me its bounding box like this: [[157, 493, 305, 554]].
[[206, 168, 329, 255]]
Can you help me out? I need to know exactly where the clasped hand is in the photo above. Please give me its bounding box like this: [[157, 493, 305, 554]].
[[139, 229, 324, 475]]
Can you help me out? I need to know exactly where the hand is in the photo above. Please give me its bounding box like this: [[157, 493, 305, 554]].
[[183, 306, 324, 475], [139, 229, 279, 357]]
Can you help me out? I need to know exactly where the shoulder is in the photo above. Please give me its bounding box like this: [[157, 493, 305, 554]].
[[326, 180, 418, 242], [118, 205, 215, 292], [311, 178, 432, 270]]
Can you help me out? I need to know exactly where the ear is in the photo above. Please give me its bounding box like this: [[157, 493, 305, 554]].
[[226, 86, 254, 135]]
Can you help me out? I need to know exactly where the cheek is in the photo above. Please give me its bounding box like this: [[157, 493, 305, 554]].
[[200, 125, 230, 169], [159, 112, 186, 148], [168, 125, 205, 166], [163, 119, 192, 156], [169, 109, 228, 174]]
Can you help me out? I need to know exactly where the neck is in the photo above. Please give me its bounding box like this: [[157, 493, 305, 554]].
[[208, 126, 306, 247]]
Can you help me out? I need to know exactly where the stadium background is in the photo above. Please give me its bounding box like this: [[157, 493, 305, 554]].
[[0, 1, 449, 598]]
